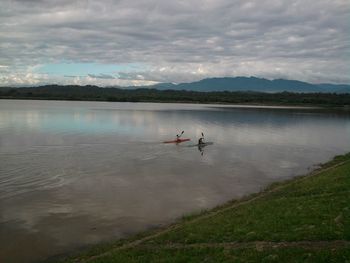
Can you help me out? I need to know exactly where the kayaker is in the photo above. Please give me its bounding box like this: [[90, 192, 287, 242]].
[[198, 132, 205, 145], [176, 131, 184, 141]]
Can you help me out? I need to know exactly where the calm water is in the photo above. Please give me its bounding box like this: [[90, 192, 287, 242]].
[[1, 99, 350, 262]]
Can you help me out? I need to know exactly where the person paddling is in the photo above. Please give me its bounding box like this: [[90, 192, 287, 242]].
[[198, 132, 205, 145], [176, 131, 184, 142]]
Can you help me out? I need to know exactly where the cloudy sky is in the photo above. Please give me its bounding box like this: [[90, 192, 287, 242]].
[[0, 0, 349, 86]]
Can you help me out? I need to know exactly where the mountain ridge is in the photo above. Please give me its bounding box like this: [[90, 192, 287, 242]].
[[1, 76, 349, 93], [147, 77, 349, 93]]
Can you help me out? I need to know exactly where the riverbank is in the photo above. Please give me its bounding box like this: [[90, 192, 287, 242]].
[[1, 86, 350, 107], [56, 152, 350, 262]]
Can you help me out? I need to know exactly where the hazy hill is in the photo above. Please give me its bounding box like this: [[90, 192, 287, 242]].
[[1, 77, 349, 94], [151, 77, 349, 93]]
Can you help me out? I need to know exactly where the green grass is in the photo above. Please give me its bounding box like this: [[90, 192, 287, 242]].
[[148, 160, 350, 244], [79, 247, 350, 263], [59, 153, 350, 262]]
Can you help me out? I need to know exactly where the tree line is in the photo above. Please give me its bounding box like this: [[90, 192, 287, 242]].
[[1, 85, 350, 107]]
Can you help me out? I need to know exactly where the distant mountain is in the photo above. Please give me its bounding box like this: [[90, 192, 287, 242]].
[[2, 76, 349, 93], [153, 77, 350, 93]]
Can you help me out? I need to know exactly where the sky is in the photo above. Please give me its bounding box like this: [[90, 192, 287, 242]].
[[0, 0, 349, 87]]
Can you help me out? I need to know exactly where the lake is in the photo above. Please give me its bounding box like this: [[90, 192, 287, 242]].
[[1, 99, 349, 262]]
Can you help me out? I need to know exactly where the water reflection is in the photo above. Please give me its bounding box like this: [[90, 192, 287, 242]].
[[0, 100, 349, 263]]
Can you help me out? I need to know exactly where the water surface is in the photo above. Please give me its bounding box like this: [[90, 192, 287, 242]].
[[0, 100, 349, 262]]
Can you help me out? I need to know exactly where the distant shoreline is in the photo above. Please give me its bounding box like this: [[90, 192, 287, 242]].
[[1, 86, 350, 109], [0, 97, 329, 109], [1, 97, 349, 110]]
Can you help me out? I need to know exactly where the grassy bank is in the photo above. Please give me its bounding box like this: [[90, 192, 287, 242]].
[[59, 153, 350, 262]]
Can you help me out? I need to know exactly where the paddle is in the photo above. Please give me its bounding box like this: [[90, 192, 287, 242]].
[[177, 130, 184, 139], [199, 132, 205, 144]]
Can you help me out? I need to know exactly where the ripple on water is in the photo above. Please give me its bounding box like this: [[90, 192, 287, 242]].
[[0, 147, 82, 199]]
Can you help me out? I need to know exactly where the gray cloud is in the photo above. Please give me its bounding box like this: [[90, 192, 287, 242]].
[[0, 0, 349, 86]]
